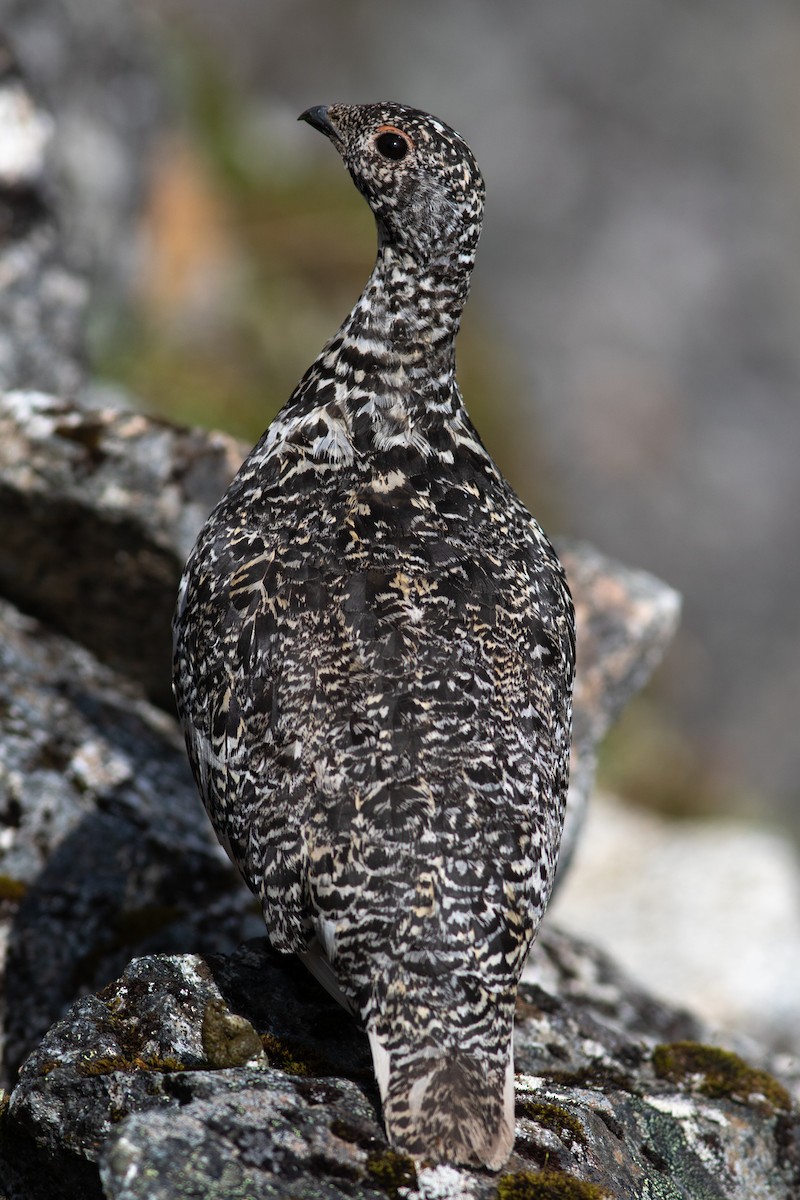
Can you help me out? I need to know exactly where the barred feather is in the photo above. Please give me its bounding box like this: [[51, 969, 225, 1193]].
[[173, 101, 575, 1169]]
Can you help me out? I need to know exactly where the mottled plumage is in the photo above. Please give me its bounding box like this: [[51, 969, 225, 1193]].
[[173, 102, 575, 1169]]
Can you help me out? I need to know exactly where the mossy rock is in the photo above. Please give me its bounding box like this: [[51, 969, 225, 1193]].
[[259, 1031, 333, 1078], [516, 1099, 587, 1147], [75, 1053, 185, 1077], [201, 998, 262, 1068], [364, 1148, 417, 1198], [496, 1168, 608, 1199], [652, 1041, 791, 1113], [0, 875, 28, 902]]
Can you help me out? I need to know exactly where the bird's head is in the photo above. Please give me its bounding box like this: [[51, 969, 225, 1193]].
[[299, 102, 485, 265]]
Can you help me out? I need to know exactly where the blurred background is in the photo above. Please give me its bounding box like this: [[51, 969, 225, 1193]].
[[3, 0, 799, 1050]]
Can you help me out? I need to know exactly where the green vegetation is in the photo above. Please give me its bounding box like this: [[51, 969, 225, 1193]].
[[516, 1099, 587, 1147], [0, 875, 28, 902], [201, 998, 262, 1068], [75, 1053, 185, 1077], [364, 1148, 417, 1198], [652, 1041, 791, 1113], [497, 1168, 608, 1199], [259, 1031, 335, 1078], [93, 31, 367, 441]]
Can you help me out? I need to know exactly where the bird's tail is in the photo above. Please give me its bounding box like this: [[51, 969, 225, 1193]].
[[368, 1029, 515, 1170]]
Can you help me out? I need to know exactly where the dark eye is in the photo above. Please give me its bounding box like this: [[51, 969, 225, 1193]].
[[375, 131, 409, 161]]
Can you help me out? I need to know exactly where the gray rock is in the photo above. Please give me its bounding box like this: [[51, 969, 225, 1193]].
[[0, 598, 260, 1086], [0, 391, 244, 707], [5, 934, 797, 1199], [556, 541, 680, 879], [0, 0, 164, 292], [0, 43, 87, 396], [99, 1073, 383, 1200]]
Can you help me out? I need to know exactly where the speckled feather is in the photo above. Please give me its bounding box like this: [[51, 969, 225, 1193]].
[[173, 102, 575, 1170]]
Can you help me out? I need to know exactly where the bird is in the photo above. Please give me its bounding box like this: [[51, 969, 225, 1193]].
[[172, 101, 575, 1171]]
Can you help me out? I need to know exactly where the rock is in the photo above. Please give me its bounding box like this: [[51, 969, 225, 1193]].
[[0, 0, 164, 291], [0, 43, 87, 396], [4, 933, 798, 1199], [98, 1073, 384, 1200], [551, 793, 800, 1055], [0, 598, 260, 1087], [555, 541, 680, 879], [0, 391, 244, 707]]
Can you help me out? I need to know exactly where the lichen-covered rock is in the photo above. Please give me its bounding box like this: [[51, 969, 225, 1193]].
[[0, 598, 260, 1086], [0, 43, 87, 397], [4, 934, 797, 1200], [99, 1072, 385, 1200], [0, 391, 245, 707]]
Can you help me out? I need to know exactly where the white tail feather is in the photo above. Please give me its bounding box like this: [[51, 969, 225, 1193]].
[[367, 1027, 515, 1170]]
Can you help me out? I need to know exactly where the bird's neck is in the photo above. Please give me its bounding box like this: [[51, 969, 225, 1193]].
[[331, 241, 474, 417], [347, 238, 472, 350], [261, 242, 480, 466]]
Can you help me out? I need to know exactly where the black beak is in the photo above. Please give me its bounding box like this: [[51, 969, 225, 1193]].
[[298, 105, 342, 144]]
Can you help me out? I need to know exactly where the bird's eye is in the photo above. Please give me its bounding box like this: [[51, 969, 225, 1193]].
[[374, 131, 409, 161]]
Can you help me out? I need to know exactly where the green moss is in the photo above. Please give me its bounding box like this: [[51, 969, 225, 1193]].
[[139, 1055, 186, 1073], [35, 1060, 61, 1077], [77, 1054, 128, 1077], [201, 998, 263, 1068], [364, 1148, 417, 1198], [652, 1041, 791, 1113], [0, 875, 27, 902], [496, 1168, 608, 1199], [76, 1053, 185, 1077], [516, 1100, 587, 1147], [260, 1032, 336, 1078]]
